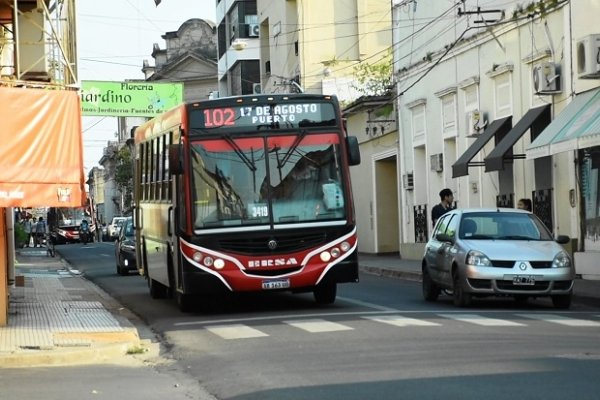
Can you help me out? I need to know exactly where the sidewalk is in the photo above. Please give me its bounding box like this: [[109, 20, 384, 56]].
[[1, 250, 599, 368], [0, 247, 147, 368]]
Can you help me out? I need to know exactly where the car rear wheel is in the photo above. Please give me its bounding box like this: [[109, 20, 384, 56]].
[[422, 266, 440, 302], [551, 293, 572, 309], [453, 272, 472, 307]]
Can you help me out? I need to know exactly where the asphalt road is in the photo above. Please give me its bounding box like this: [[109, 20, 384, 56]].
[[55, 242, 600, 400]]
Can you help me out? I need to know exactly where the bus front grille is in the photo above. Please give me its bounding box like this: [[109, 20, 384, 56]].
[[218, 232, 327, 254]]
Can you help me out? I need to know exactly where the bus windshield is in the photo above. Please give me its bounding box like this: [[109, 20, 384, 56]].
[[190, 132, 346, 230]]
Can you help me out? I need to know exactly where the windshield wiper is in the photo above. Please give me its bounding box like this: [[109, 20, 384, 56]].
[[497, 235, 533, 240], [223, 135, 257, 173], [277, 129, 308, 170]]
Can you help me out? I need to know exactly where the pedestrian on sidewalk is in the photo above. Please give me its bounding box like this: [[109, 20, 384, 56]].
[[34, 216, 47, 247], [22, 215, 33, 247], [431, 188, 454, 228]]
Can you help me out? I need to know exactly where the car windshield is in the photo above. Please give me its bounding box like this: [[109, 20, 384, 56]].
[[123, 220, 134, 237], [458, 212, 553, 241]]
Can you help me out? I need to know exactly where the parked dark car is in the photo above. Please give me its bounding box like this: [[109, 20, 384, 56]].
[[115, 217, 136, 275]]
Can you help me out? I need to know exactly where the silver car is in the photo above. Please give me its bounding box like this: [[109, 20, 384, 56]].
[[422, 208, 574, 308]]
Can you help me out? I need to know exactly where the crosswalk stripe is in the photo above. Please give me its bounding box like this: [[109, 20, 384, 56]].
[[284, 319, 354, 333], [205, 324, 269, 339], [517, 314, 600, 327], [364, 315, 441, 327], [438, 314, 526, 326]]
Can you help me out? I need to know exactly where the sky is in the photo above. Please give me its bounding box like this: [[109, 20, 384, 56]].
[[76, 0, 217, 172]]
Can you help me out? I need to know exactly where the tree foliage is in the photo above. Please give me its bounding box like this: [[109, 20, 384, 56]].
[[352, 51, 393, 97], [115, 146, 133, 209]]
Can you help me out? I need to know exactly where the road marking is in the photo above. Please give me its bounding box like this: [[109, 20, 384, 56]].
[[439, 313, 526, 326], [364, 315, 440, 327], [205, 324, 269, 339], [337, 296, 400, 312], [517, 314, 600, 327], [284, 319, 353, 333]]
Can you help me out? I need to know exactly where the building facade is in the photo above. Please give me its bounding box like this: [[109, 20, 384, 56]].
[[216, 0, 260, 96], [390, 0, 600, 280]]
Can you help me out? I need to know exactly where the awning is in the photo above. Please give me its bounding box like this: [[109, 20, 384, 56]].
[[452, 116, 512, 178], [485, 105, 551, 171], [527, 88, 600, 159], [0, 87, 86, 207]]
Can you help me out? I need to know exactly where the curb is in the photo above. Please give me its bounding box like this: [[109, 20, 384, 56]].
[[0, 338, 147, 368], [360, 266, 421, 282]]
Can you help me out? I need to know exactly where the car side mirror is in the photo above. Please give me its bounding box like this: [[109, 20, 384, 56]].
[[555, 235, 570, 244], [435, 233, 454, 243]]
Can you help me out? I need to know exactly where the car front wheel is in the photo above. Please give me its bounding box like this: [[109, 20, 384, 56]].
[[453, 272, 472, 307], [551, 293, 572, 309]]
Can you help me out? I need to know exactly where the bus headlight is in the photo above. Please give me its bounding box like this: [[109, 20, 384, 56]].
[[193, 252, 203, 262], [330, 248, 341, 258], [340, 241, 351, 252], [320, 252, 332, 262], [214, 259, 225, 270], [203, 256, 214, 267]]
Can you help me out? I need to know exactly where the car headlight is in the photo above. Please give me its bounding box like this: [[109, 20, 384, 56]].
[[466, 250, 492, 266], [552, 251, 571, 269]]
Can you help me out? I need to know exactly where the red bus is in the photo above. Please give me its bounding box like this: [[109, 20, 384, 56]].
[[134, 94, 361, 311]]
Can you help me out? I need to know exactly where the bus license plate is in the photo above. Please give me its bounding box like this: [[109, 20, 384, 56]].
[[513, 275, 535, 285], [262, 279, 290, 290]]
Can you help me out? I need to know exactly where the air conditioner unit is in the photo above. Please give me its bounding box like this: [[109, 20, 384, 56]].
[[252, 83, 262, 94], [248, 23, 259, 37], [466, 109, 486, 137], [533, 62, 561, 94], [577, 34, 600, 79], [430, 153, 443, 173], [402, 173, 414, 190]]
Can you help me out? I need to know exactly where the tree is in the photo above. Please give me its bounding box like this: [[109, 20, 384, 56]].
[[115, 146, 133, 212], [352, 50, 393, 97]]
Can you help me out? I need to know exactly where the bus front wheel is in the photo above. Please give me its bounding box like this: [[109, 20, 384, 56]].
[[176, 291, 194, 312], [314, 283, 337, 305], [148, 276, 168, 299]]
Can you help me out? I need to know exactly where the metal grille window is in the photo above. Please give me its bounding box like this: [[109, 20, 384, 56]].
[[414, 204, 428, 243]]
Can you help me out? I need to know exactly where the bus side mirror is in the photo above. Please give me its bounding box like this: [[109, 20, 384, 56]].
[[169, 144, 183, 175], [346, 136, 361, 166]]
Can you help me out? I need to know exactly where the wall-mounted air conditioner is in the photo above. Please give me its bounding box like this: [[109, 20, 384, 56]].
[[533, 62, 561, 94], [577, 34, 600, 79], [430, 153, 443, 173], [466, 109, 487, 137], [248, 23, 259, 37], [402, 173, 414, 190], [252, 83, 262, 94]]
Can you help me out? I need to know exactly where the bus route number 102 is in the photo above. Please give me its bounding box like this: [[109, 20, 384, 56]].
[[203, 108, 236, 127]]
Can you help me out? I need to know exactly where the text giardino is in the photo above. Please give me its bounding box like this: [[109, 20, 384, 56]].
[[80, 83, 155, 104]]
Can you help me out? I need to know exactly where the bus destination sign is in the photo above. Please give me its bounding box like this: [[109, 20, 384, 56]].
[[192, 102, 335, 129]]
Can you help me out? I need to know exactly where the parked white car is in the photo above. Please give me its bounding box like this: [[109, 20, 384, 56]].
[[422, 208, 574, 308]]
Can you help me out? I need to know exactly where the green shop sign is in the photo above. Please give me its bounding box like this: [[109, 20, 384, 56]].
[[80, 80, 184, 117]]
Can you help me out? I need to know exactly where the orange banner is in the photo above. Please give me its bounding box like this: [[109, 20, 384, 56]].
[[0, 87, 85, 207]]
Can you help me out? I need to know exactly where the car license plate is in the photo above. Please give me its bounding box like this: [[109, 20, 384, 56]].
[[262, 279, 290, 290], [512, 275, 535, 285]]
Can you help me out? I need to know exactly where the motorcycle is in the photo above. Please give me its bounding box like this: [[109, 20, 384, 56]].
[[79, 225, 91, 245]]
